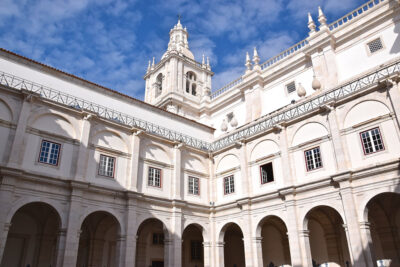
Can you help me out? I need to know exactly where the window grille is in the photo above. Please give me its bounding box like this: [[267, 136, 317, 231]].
[[224, 175, 235, 194], [148, 167, 162, 187], [360, 127, 384, 155], [188, 176, 199, 195], [304, 147, 323, 171], [38, 140, 61, 166], [98, 154, 115, 177], [152, 233, 164, 245], [367, 38, 383, 54], [191, 240, 203, 260], [286, 81, 296, 94], [260, 162, 274, 184]]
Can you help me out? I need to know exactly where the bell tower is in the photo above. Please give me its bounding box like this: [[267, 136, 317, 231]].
[[144, 19, 214, 119]]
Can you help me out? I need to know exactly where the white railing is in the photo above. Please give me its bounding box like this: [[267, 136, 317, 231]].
[[260, 39, 309, 70], [210, 76, 243, 99], [0, 71, 212, 151], [329, 0, 385, 31]]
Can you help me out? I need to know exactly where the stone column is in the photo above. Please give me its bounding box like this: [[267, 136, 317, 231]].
[[128, 130, 142, 191], [115, 235, 125, 267], [0, 222, 11, 263], [7, 92, 34, 168], [74, 113, 93, 182], [359, 222, 377, 267], [61, 186, 84, 267], [55, 228, 67, 267], [285, 198, 304, 267], [252, 237, 263, 266], [170, 210, 182, 267], [124, 195, 137, 266], [0, 176, 15, 263], [172, 143, 183, 200], [203, 241, 212, 267], [340, 186, 375, 267], [216, 241, 225, 267], [324, 105, 349, 171], [299, 230, 313, 267], [164, 237, 173, 267]]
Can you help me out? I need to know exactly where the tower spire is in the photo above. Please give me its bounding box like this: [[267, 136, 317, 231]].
[[318, 6, 328, 29], [308, 12, 316, 35]]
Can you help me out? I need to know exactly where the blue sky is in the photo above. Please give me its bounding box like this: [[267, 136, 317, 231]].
[[0, 0, 366, 100]]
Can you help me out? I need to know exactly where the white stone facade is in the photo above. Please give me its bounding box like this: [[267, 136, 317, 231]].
[[0, 1, 400, 267]]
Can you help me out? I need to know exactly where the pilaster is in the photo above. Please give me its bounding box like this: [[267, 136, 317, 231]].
[[252, 236, 263, 266], [237, 141, 251, 197], [74, 113, 93, 181], [172, 143, 183, 200], [128, 130, 142, 191], [7, 92, 34, 168], [285, 198, 304, 267], [339, 185, 375, 267], [203, 241, 212, 267], [124, 195, 137, 267], [276, 125, 293, 186]]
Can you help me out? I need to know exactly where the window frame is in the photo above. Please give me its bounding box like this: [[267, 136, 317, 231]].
[[359, 127, 385, 155], [37, 139, 61, 166], [190, 240, 203, 261], [304, 146, 323, 172], [259, 162, 274, 185], [98, 154, 116, 178], [223, 175, 235, 195], [188, 176, 200, 196], [148, 166, 162, 188]]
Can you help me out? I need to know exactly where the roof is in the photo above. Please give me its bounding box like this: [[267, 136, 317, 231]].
[[0, 47, 215, 131]]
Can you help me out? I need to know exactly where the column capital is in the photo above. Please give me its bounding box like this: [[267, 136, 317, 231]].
[[215, 241, 225, 247], [252, 236, 263, 243], [359, 221, 371, 230], [299, 229, 310, 237], [202, 241, 212, 247], [58, 228, 67, 236]]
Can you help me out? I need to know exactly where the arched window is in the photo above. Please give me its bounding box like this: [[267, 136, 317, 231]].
[[155, 73, 163, 98], [186, 71, 197, 96]]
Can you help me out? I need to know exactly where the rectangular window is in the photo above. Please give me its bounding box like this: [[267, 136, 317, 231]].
[[360, 127, 384, 155], [191, 240, 203, 261], [38, 140, 61, 166], [98, 154, 115, 177], [286, 81, 296, 94], [224, 175, 235, 194], [304, 147, 323, 171], [260, 162, 274, 184], [188, 176, 199, 195], [152, 233, 164, 245], [367, 38, 383, 54], [148, 167, 162, 187]]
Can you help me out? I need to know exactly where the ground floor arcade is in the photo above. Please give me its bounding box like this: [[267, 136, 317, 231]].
[[0, 176, 399, 267]]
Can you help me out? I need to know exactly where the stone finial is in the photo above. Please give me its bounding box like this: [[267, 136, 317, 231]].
[[318, 6, 327, 29], [308, 13, 316, 35], [147, 60, 151, 73], [151, 57, 155, 70], [312, 75, 322, 90], [202, 54, 206, 68], [297, 83, 306, 97], [207, 57, 211, 70], [221, 119, 228, 132], [230, 114, 238, 127], [245, 52, 252, 72], [253, 47, 260, 65]]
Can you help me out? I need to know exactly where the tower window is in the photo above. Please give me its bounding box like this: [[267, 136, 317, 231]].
[[98, 154, 116, 178], [260, 162, 274, 184], [360, 127, 384, 155], [148, 167, 162, 187], [224, 175, 235, 194], [38, 140, 61, 166], [186, 71, 197, 96], [304, 147, 323, 171]]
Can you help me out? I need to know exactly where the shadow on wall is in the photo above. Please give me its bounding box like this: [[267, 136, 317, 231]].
[[390, 1, 400, 55], [350, 180, 400, 267]]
